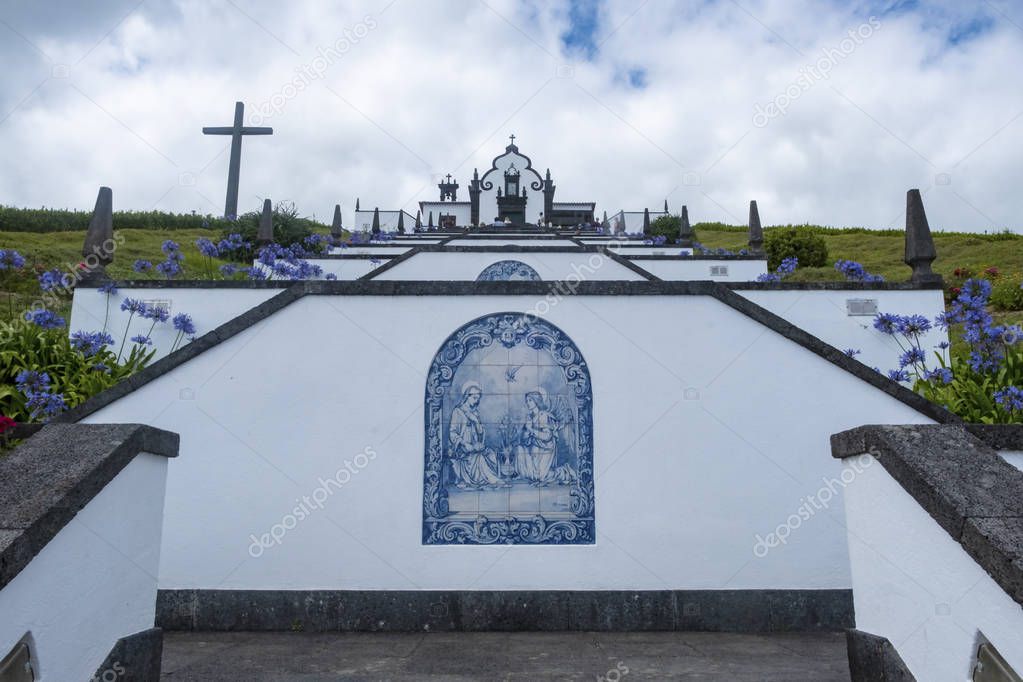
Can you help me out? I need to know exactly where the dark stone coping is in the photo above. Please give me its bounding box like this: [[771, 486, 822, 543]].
[[91, 627, 163, 682], [156, 589, 853, 633], [624, 254, 765, 260], [831, 425, 1023, 606], [728, 280, 944, 291], [57, 280, 957, 427], [601, 248, 659, 281], [315, 253, 400, 259], [965, 424, 1023, 450], [0, 424, 179, 591], [333, 242, 419, 248], [846, 629, 916, 681]]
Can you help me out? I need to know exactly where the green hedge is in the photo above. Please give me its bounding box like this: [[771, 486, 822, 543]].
[[0, 205, 328, 234]]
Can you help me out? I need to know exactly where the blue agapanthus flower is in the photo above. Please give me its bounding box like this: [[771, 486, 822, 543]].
[[120, 297, 145, 314], [15, 370, 50, 394], [156, 259, 181, 278], [325, 272, 338, 280], [195, 238, 219, 258], [25, 391, 66, 419], [98, 281, 118, 295], [843, 348, 861, 358], [24, 309, 66, 329], [141, 305, 169, 323], [172, 313, 195, 335], [994, 386, 1023, 412], [873, 312, 901, 335], [70, 330, 115, 357], [924, 367, 954, 385], [161, 239, 180, 255], [898, 347, 927, 368], [896, 314, 932, 336], [0, 249, 26, 270], [887, 368, 911, 383], [219, 263, 237, 277], [131, 334, 152, 346], [38, 269, 67, 292], [133, 259, 153, 273]]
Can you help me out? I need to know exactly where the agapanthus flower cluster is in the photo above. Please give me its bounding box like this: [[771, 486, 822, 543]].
[[70, 330, 115, 357], [24, 308, 66, 329], [692, 242, 738, 256], [156, 240, 184, 279], [195, 237, 219, 258], [643, 235, 668, 246], [133, 259, 153, 273], [98, 281, 118, 295], [172, 313, 196, 335], [994, 386, 1023, 413], [757, 256, 798, 282], [15, 370, 66, 421], [835, 259, 885, 283], [217, 232, 249, 254], [38, 268, 69, 292], [940, 278, 1018, 373], [253, 243, 324, 280], [0, 249, 26, 270]]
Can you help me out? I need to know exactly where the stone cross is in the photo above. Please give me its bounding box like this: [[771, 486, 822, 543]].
[[257, 199, 273, 243], [330, 204, 343, 238], [202, 102, 273, 219], [509, 133, 516, 145], [81, 186, 114, 282], [748, 200, 764, 255], [905, 189, 941, 284]]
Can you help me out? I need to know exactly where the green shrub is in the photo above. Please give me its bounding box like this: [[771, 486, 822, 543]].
[[648, 215, 682, 242], [764, 228, 828, 270], [990, 275, 1023, 312], [915, 346, 1023, 423], [225, 201, 320, 255], [0, 318, 151, 422]]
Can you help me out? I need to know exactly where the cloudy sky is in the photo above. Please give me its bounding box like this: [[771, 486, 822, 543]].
[[1, 0, 1021, 231]]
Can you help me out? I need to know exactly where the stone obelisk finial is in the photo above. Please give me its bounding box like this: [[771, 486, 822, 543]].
[[415, 210, 422, 230], [257, 199, 273, 244], [397, 210, 405, 234], [905, 189, 941, 284], [81, 186, 114, 282], [330, 204, 343, 238], [643, 207, 650, 233], [679, 205, 693, 241], [371, 207, 381, 235], [748, 200, 764, 255]]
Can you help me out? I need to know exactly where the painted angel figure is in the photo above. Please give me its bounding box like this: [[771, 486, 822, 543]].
[[448, 381, 505, 488], [514, 389, 559, 484]]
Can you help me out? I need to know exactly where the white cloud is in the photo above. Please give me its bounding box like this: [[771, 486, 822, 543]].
[[0, 0, 1021, 231]]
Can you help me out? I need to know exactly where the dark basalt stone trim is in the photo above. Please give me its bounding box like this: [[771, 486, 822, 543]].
[[965, 424, 1023, 450], [0, 424, 179, 590], [601, 247, 659, 281], [91, 627, 163, 682], [60, 280, 953, 433], [76, 279, 296, 289], [830, 425, 1023, 606], [335, 242, 417, 248], [439, 234, 581, 240], [315, 253, 400, 260], [728, 281, 943, 291], [846, 629, 916, 681], [156, 589, 852, 633], [624, 254, 764, 260]]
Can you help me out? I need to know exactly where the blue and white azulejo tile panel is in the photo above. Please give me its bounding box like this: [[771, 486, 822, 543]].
[[476, 260, 542, 281], [423, 312, 594, 545]]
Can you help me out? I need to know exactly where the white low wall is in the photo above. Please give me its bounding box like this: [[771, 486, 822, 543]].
[[0, 454, 168, 681], [444, 239, 579, 247], [633, 259, 767, 281], [738, 289, 949, 378], [76, 294, 934, 591], [69, 287, 282, 362], [326, 246, 414, 255], [842, 456, 1023, 680], [372, 251, 646, 281]]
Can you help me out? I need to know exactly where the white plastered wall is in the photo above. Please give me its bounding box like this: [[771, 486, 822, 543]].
[[0, 454, 168, 681], [633, 259, 768, 280], [76, 294, 934, 591], [69, 287, 283, 362], [738, 289, 948, 378], [842, 456, 1023, 680], [371, 251, 647, 281]]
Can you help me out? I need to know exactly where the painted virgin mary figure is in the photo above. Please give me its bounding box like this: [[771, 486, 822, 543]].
[[514, 389, 558, 484], [448, 381, 504, 488]]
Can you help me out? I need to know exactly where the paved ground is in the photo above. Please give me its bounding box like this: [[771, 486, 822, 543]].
[[161, 631, 851, 680]]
